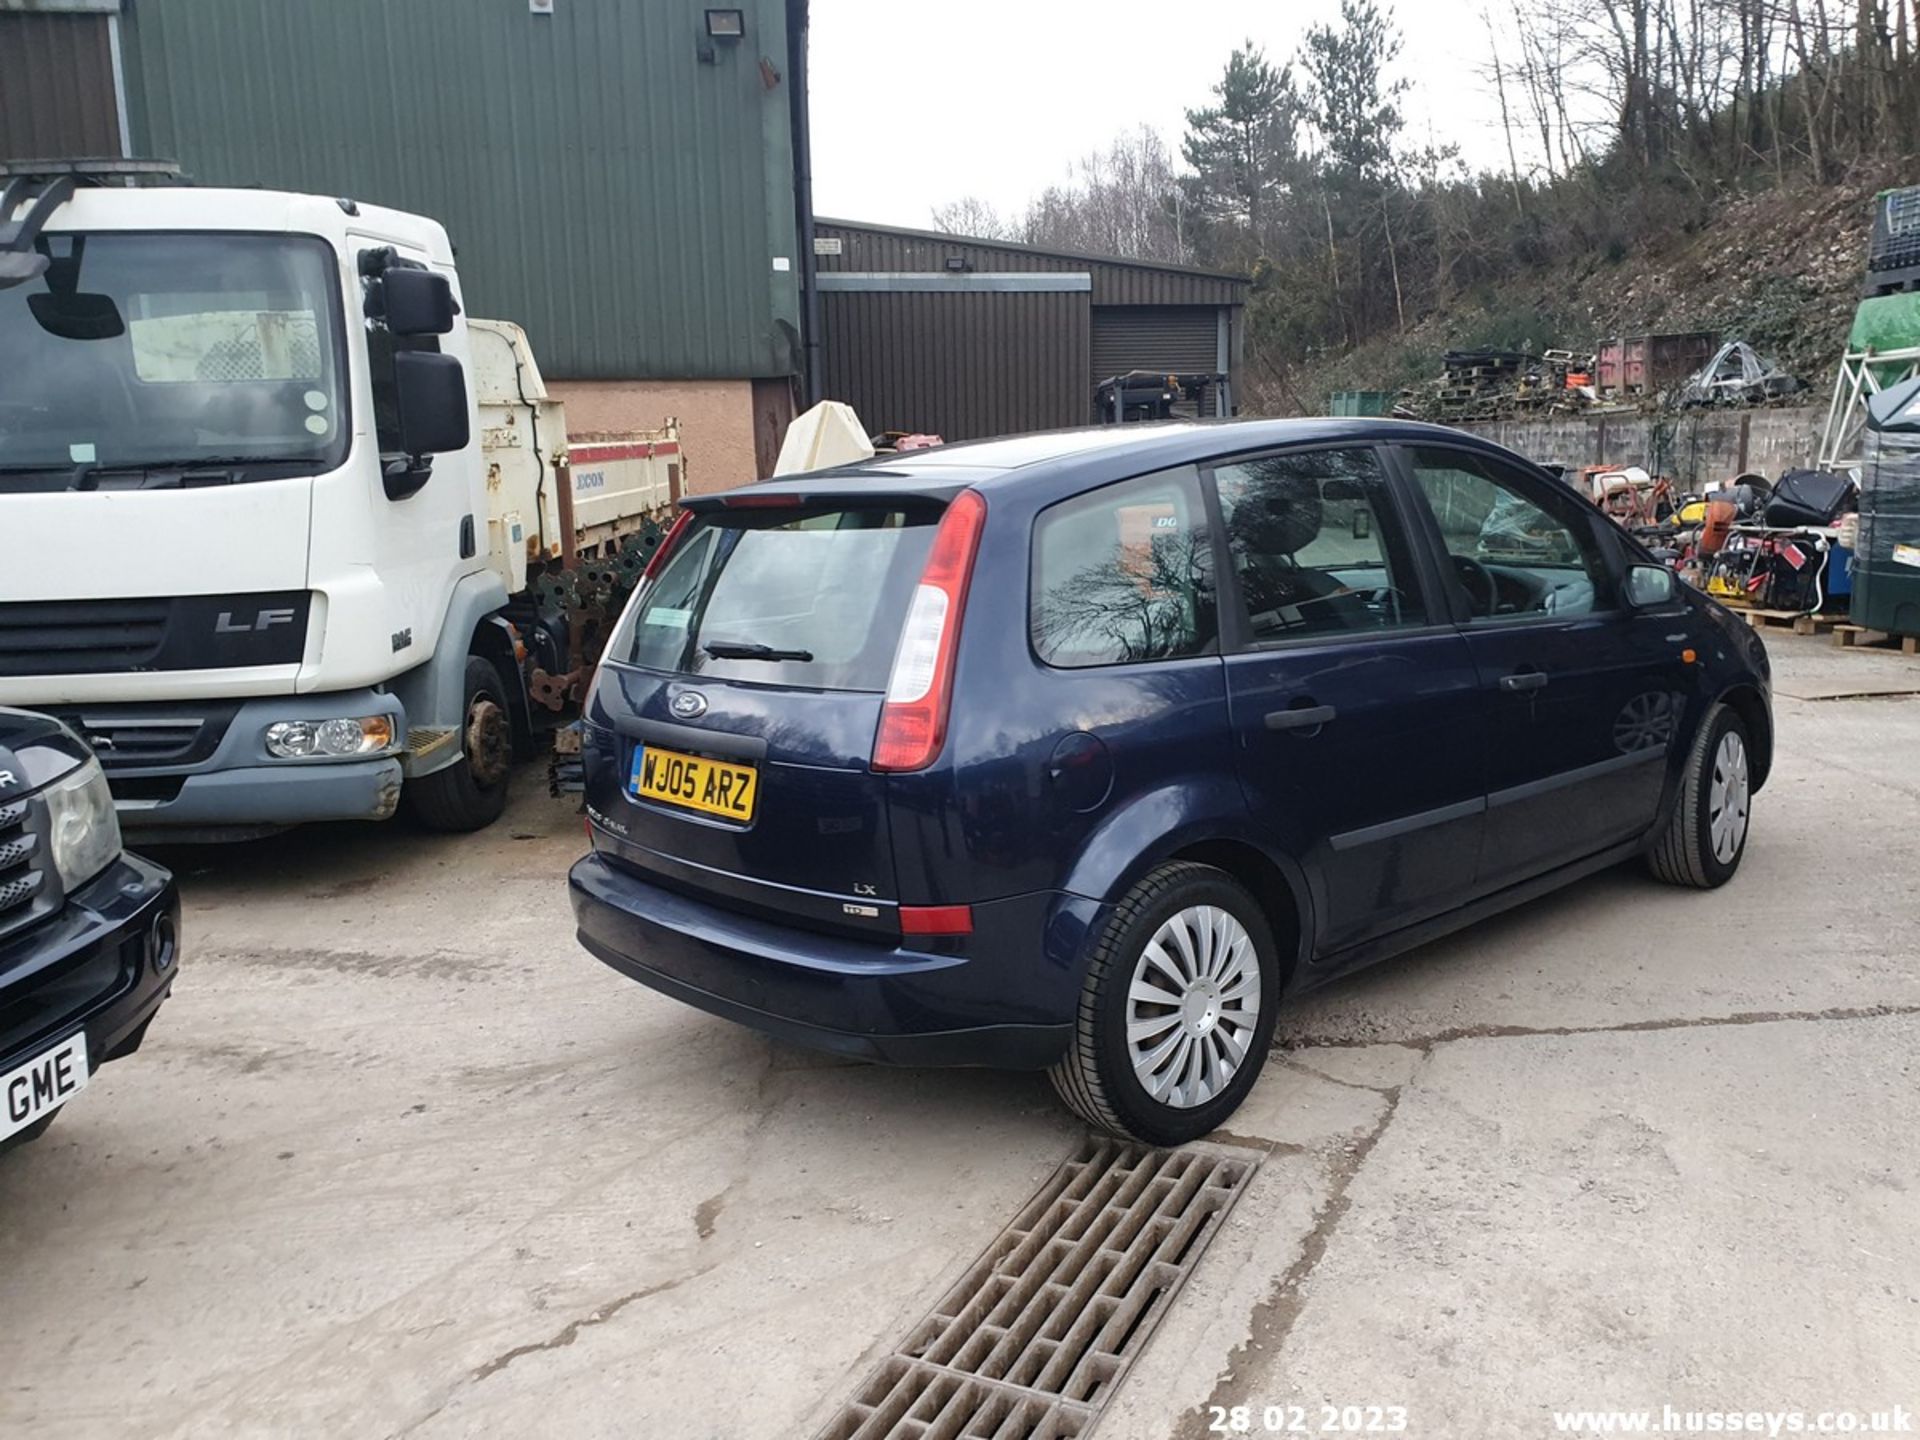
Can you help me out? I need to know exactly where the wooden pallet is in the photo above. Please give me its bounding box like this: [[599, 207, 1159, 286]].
[[1741, 608, 1843, 636], [1832, 623, 1920, 655]]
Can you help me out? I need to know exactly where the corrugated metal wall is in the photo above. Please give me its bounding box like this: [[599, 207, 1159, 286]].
[[821, 288, 1090, 441], [0, 10, 123, 160], [815, 219, 1245, 308], [1090, 307, 1222, 379], [117, 0, 801, 382]]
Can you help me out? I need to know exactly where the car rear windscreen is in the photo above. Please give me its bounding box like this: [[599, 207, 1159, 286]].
[[610, 505, 940, 691]]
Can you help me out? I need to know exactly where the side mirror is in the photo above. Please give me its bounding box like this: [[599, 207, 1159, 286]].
[[394, 351, 470, 456], [1866, 375, 1920, 434], [1625, 563, 1677, 608], [383, 351, 470, 501], [378, 267, 460, 336]]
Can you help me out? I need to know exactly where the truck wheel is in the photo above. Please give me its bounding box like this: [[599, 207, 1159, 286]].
[[405, 657, 512, 833], [1048, 862, 1279, 1146], [1647, 703, 1751, 889]]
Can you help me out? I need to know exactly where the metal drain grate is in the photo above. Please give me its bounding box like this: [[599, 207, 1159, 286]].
[[817, 1137, 1258, 1440]]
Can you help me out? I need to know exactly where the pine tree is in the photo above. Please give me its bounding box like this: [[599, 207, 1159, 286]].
[[1179, 43, 1301, 244], [1298, 0, 1408, 184]]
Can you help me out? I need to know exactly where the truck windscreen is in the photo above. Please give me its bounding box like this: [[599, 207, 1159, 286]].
[[0, 232, 348, 486]]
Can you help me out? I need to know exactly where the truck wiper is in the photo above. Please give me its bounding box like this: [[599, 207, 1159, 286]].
[[703, 639, 815, 663]]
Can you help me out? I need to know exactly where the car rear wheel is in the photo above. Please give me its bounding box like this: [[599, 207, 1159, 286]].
[[1647, 702, 1752, 889], [405, 657, 513, 833], [1049, 862, 1279, 1145]]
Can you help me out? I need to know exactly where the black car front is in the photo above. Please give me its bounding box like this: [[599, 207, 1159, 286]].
[[0, 707, 179, 1150]]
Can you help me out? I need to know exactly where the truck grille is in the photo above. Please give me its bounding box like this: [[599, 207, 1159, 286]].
[[50, 705, 239, 773], [0, 797, 52, 942], [0, 599, 170, 676], [0, 593, 309, 676]]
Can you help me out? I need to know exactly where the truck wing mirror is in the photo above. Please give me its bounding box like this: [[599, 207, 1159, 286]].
[[1866, 375, 1920, 434], [379, 267, 460, 336], [394, 351, 470, 456], [384, 352, 470, 501]]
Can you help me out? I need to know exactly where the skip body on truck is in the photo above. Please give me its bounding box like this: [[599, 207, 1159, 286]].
[[0, 162, 679, 840]]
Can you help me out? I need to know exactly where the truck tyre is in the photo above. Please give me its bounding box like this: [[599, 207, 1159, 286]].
[[405, 657, 512, 833], [1049, 862, 1279, 1146], [1647, 703, 1751, 889]]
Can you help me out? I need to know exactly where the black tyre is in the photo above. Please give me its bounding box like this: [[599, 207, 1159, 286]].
[[1647, 702, 1752, 889], [1049, 862, 1280, 1145], [1, 1107, 59, 1153], [405, 656, 513, 833]]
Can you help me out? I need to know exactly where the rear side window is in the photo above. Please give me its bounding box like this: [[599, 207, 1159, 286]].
[[611, 505, 937, 691], [1031, 467, 1218, 668]]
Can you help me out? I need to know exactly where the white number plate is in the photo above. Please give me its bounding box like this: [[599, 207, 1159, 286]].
[[2, 1032, 90, 1143]]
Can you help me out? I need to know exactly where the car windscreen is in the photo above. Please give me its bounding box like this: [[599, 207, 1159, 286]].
[[0, 231, 348, 485], [609, 504, 940, 691]]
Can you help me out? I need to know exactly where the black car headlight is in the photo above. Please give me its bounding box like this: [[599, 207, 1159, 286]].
[[45, 757, 122, 893]]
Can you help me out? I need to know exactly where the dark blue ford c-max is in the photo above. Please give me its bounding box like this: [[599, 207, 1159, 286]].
[[569, 420, 1771, 1143]]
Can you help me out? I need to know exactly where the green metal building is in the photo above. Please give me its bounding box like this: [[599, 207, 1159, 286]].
[[1, 0, 813, 481]]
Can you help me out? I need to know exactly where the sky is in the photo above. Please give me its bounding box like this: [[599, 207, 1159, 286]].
[[807, 0, 1524, 231]]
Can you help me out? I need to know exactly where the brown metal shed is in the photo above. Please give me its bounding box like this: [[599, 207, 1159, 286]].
[[0, 5, 127, 161], [813, 218, 1248, 441]]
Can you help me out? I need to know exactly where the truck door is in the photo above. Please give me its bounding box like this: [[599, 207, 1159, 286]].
[[309, 238, 480, 683]]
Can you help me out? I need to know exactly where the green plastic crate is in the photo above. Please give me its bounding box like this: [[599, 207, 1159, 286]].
[[1330, 390, 1394, 417]]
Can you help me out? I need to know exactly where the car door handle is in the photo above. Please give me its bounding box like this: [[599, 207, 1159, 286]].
[[1498, 671, 1549, 693], [1265, 704, 1338, 731]]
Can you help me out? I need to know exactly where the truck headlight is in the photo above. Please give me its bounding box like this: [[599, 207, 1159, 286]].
[[45, 758, 122, 893], [265, 716, 396, 759]]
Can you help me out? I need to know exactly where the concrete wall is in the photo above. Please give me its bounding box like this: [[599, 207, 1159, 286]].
[[549, 379, 771, 496], [1459, 406, 1825, 485]]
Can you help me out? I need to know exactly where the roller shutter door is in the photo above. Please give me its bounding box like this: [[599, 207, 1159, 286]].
[[1090, 306, 1221, 381]]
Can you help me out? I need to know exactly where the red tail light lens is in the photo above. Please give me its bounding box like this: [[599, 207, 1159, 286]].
[[641, 509, 695, 582], [899, 904, 973, 937], [872, 489, 987, 773]]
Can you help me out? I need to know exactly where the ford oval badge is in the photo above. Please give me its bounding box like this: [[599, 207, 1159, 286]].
[[670, 691, 708, 719]]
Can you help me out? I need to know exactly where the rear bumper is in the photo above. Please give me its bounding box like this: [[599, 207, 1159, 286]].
[[569, 852, 1096, 1069], [0, 852, 179, 1083]]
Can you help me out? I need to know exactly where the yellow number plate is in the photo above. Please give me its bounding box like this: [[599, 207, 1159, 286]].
[[629, 744, 758, 822]]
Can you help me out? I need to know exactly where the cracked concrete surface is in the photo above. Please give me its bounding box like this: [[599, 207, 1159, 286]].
[[3, 631, 1918, 1438]]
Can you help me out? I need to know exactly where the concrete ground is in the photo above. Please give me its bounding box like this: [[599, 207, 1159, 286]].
[[3, 631, 1918, 1439]]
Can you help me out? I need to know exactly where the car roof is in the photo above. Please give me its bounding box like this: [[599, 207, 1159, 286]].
[[693, 418, 1515, 509]]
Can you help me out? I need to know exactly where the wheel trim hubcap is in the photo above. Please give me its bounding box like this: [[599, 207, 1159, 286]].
[[1126, 904, 1261, 1110], [1708, 731, 1750, 865]]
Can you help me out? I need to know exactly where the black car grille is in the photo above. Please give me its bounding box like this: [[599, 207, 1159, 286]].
[[0, 599, 170, 676], [0, 797, 52, 943]]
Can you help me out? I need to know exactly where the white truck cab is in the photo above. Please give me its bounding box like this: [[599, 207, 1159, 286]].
[[0, 174, 577, 839]]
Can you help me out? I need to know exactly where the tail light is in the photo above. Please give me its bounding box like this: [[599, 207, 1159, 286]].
[[899, 904, 973, 937], [872, 489, 987, 772], [641, 509, 695, 582]]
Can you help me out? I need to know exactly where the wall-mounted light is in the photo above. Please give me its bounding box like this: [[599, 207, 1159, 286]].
[[705, 9, 746, 38]]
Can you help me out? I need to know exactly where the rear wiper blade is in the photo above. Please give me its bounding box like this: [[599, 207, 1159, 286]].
[[703, 640, 815, 663]]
